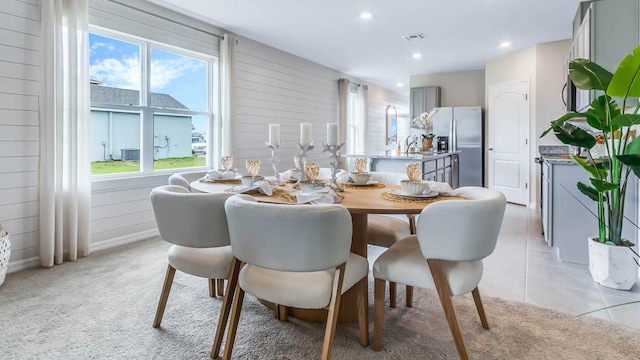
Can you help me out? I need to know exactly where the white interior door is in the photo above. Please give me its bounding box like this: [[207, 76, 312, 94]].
[[488, 80, 529, 205]]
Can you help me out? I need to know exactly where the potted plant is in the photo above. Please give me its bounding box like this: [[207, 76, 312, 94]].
[[541, 45, 640, 290]]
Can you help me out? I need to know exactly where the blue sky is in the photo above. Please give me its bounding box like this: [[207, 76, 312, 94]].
[[89, 33, 209, 134]]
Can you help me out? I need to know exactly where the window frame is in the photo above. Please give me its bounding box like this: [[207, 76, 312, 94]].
[[88, 25, 219, 179]]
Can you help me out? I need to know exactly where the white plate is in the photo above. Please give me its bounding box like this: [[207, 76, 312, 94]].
[[348, 180, 379, 186], [390, 189, 439, 199]]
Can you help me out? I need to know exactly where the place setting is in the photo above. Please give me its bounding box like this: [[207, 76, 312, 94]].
[[198, 155, 242, 184], [227, 160, 282, 196], [289, 162, 342, 204], [381, 162, 459, 203], [338, 158, 385, 189]]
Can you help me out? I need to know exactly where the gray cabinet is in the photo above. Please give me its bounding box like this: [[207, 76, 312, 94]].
[[368, 153, 458, 188], [410, 86, 440, 119], [542, 160, 637, 264]]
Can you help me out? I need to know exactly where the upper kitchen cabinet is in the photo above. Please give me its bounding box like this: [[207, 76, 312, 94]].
[[571, 0, 639, 111], [410, 86, 440, 119]]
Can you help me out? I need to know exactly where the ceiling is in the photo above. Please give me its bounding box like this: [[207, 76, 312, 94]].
[[146, 0, 585, 92]]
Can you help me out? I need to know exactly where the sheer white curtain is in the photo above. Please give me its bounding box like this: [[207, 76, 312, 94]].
[[39, 0, 91, 267], [357, 84, 368, 154], [337, 78, 350, 150], [220, 34, 236, 162]]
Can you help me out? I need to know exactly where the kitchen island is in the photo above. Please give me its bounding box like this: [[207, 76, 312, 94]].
[[346, 152, 459, 188]]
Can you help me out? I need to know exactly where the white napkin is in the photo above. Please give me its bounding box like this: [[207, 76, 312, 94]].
[[234, 180, 276, 196], [205, 170, 237, 180], [292, 188, 341, 205], [426, 181, 459, 196], [279, 169, 299, 182], [338, 173, 352, 183]]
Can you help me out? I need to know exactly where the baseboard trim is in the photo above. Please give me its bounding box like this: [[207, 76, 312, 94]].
[[6, 229, 159, 274], [91, 229, 159, 252], [7, 257, 40, 274]]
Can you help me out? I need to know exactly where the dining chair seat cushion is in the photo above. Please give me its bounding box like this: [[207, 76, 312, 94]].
[[367, 215, 412, 248], [168, 244, 234, 279], [239, 253, 369, 309], [373, 236, 483, 296]]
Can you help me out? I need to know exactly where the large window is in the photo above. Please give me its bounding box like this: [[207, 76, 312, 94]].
[[89, 29, 216, 176]]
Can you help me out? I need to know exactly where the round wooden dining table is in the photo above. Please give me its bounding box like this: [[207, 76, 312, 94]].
[[190, 179, 459, 322]]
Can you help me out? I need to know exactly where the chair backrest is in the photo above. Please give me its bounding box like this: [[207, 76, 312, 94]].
[[168, 171, 208, 191], [150, 185, 233, 248], [224, 194, 353, 272], [415, 186, 506, 262], [369, 171, 407, 185]]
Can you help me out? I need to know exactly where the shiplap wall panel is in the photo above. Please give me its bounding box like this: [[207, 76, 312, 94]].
[[91, 221, 157, 244], [0, 186, 38, 205], [0, 109, 38, 125], [1, 0, 40, 269]]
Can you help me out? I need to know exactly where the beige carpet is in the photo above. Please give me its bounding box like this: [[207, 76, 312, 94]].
[[1, 238, 639, 359]]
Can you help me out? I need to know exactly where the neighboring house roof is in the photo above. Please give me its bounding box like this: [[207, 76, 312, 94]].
[[90, 84, 189, 110]]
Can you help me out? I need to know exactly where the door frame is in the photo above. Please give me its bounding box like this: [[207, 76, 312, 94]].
[[487, 78, 531, 206]]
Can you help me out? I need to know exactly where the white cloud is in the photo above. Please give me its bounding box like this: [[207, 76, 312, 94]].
[[90, 56, 205, 91]]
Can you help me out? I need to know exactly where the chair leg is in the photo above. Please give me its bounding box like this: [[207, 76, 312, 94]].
[[428, 259, 469, 360], [208, 278, 216, 297], [389, 282, 397, 308], [220, 275, 246, 360], [217, 279, 225, 297], [406, 285, 414, 307], [471, 287, 489, 329], [409, 216, 416, 235], [356, 277, 369, 347], [321, 263, 346, 360], [373, 278, 386, 351], [211, 259, 242, 359], [153, 265, 176, 328], [277, 304, 288, 322]]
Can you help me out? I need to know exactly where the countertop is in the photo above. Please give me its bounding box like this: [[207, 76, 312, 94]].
[[346, 151, 459, 161], [540, 154, 579, 165]]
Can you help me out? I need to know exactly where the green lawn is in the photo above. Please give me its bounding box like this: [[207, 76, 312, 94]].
[[92, 156, 206, 175]]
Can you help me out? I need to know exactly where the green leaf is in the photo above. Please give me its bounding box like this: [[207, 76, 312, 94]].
[[610, 114, 640, 127], [552, 123, 596, 148], [577, 182, 599, 202], [617, 154, 640, 178], [540, 112, 584, 138], [586, 96, 622, 131], [572, 156, 607, 179], [607, 46, 640, 98], [570, 59, 614, 91], [590, 178, 619, 192]]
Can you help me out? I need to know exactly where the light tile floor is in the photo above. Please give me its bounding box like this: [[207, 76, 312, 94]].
[[368, 204, 640, 329]]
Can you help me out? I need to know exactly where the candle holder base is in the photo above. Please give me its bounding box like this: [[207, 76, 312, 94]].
[[322, 142, 345, 192], [266, 142, 284, 186], [294, 142, 314, 189]]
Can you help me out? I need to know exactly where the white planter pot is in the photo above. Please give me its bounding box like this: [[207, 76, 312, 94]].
[[588, 237, 638, 290]]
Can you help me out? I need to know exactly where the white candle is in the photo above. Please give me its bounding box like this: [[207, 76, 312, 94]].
[[327, 123, 338, 146], [268, 123, 280, 146], [300, 123, 312, 146]]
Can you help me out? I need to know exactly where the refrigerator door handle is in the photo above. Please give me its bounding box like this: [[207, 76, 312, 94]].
[[451, 119, 457, 151]]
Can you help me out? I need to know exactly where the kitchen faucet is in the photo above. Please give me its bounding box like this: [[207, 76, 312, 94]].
[[405, 135, 417, 155]]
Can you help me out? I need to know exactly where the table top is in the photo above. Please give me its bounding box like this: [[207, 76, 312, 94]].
[[190, 180, 461, 215]]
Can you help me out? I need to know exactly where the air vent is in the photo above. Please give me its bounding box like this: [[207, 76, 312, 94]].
[[402, 33, 425, 41]]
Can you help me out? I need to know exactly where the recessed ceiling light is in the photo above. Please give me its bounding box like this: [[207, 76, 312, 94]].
[[500, 41, 511, 47], [412, 53, 422, 59], [360, 12, 372, 20], [396, 82, 404, 87]]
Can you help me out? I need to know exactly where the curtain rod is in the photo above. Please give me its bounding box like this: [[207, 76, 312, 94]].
[[106, 0, 224, 40]]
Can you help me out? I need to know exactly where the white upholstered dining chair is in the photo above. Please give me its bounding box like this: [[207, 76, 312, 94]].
[[216, 194, 369, 360], [373, 186, 506, 359], [168, 170, 208, 192], [149, 185, 234, 328]]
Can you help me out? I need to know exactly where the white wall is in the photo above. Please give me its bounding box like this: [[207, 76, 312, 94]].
[[0, 0, 40, 271], [5, 1, 409, 271], [410, 69, 485, 107], [231, 36, 408, 171]]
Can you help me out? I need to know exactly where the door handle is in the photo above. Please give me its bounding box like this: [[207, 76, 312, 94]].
[[488, 147, 494, 151]]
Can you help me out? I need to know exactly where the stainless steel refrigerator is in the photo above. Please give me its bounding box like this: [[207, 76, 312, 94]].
[[431, 106, 484, 187]]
